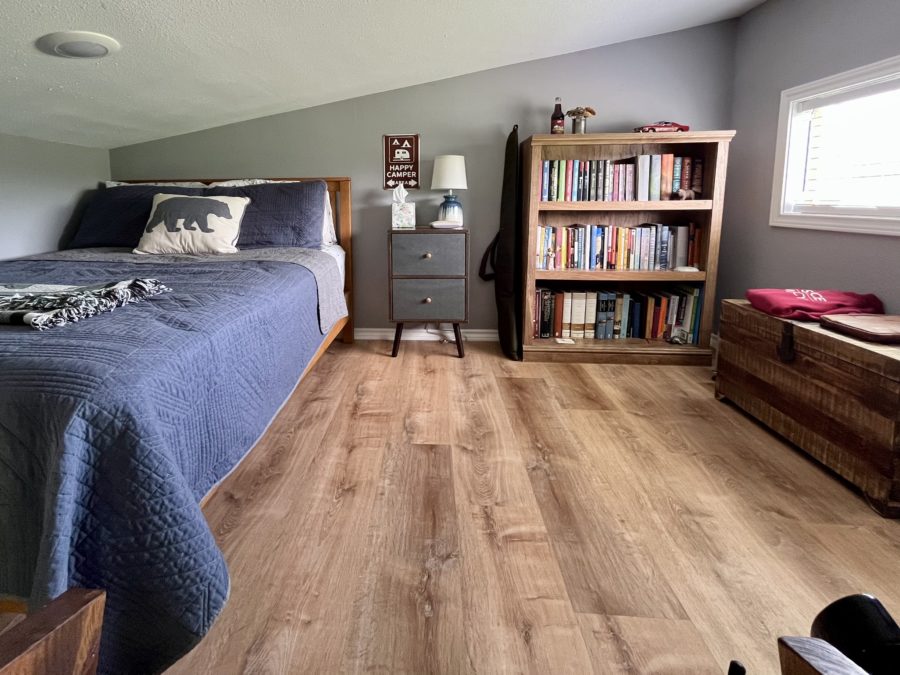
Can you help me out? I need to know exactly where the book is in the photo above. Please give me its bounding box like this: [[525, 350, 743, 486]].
[[612, 293, 623, 339], [656, 294, 668, 338], [692, 288, 704, 344], [636, 155, 651, 201], [691, 227, 702, 267], [596, 298, 606, 340], [584, 293, 597, 339], [660, 154, 674, 201], [565, 160, 574, 201], [629, 294, 643, 338], [691, 157, 703, 194], [561, 291, 573, 338], [672, 157, 682, 195], [572, 160, 580, 201], [571, 292, 587, 339], [665, 292, 680, 339], [680, 157, 692, 191], [649, 155, 662, 201], [644, 294, 656, 338], [552, 291, 564, 338], [589, 161, 599, 201], [541, 161, 550, 201], [548, 161, 558, 202], [556, 160, 565, 201], [611, 163, 620, 202], [674, 225, 689, 268], [540, 289, 553, 338], [605, 292, 615, 340], [680, 287, 698, 344], [657, 226, 669, 270], [620, 293, 631, 339], [584, 161, 592, 201], [624, 162, 635, 201], [603, 160, 613, 201]]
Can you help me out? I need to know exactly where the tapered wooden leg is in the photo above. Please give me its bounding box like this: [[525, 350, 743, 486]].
[[391, 323, 403, 357], [453, 323, 464, 358]]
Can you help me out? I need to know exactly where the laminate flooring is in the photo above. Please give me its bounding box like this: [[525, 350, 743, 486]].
[[167, 341, 900, 674]]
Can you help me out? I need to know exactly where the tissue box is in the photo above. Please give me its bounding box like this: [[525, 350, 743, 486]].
[[392, 202, 415, 229]]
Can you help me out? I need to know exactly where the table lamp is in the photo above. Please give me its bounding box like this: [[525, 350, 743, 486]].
[[431, 155, 467, 225]]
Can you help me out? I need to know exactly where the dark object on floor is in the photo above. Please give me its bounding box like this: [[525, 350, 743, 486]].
[[810, 594, 900, 673], [479, 124, 522, 360], [820, 314, 900, 344], [727, 660, 746, 674], [0, 589, 105, 675]]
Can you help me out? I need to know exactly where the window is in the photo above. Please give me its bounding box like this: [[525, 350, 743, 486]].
[[770, 54, 900, 236]]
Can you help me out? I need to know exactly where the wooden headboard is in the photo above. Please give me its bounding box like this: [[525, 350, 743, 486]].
[[121, 177, 353, 343]]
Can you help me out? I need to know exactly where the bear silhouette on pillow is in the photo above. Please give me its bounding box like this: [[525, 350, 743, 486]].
[[146, 197, 233, 233]]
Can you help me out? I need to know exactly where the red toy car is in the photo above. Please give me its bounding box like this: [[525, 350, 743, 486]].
[[634, 121, 690, 133]]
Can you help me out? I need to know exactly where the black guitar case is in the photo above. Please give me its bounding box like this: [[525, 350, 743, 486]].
[[479, 125, 522, 360]]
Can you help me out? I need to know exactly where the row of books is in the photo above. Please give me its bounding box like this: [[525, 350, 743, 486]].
[[535, 222, 703, 271], [533, 287, 704, 343], [539, 155, 703, 202]]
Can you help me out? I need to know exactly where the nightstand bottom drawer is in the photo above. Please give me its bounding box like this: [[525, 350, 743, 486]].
[[391, 279, 466, 321]]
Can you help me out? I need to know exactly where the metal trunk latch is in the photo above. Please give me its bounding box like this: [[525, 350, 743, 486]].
[[777, 323, 796, 363]]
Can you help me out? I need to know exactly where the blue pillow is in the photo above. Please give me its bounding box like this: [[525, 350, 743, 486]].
[[206, 181, 325, 249], [68, 185, 204, 249]]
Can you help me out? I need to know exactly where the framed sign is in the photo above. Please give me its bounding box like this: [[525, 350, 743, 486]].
[[383, 134, 420, 189]]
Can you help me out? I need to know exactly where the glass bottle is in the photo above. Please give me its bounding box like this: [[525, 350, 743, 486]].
[[551, 97, 565, 134]]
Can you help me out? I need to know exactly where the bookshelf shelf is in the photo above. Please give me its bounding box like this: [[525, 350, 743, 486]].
[[521, 130, 735, 364], [524, 338, 713, 365], [535, 270, 706, 282], [538, 200, 713, 212]]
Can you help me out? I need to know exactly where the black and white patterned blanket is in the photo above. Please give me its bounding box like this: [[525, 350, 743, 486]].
[[0, 279, 170, 330]]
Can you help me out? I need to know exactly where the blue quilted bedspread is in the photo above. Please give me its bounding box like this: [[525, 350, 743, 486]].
[[0, 253, 334, 673]]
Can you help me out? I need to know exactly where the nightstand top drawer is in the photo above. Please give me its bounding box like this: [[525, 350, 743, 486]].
[[391, 230, 467, 277]]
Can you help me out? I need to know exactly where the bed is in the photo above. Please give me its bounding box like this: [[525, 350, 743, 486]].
[[0, 177, 352, 673]]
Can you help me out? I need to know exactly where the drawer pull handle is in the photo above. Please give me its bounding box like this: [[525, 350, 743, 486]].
[[423, 252, 433, 259], [423, 297, 433, 304]]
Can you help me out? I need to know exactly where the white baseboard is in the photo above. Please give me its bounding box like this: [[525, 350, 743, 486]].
[[355, 326, 498, 342]]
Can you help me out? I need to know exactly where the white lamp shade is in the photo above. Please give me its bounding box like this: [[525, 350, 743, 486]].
[[431, 155, 467, 190]]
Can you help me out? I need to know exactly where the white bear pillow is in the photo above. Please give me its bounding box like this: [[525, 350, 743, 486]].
[[134, 193, 250, 255]]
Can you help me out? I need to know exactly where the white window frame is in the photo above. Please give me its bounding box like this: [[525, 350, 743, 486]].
[[770, 54, 900, 237]]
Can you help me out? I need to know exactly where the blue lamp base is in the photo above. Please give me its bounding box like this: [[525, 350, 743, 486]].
[[437, 193, 463, 225]]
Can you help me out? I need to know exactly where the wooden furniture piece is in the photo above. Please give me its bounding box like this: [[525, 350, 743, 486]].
[[716, 299, 900, 516], [388, 227, 468, 358], [0, 589, 105, 675], [778, 637, 866, 675], [521, 131, 734, 364]]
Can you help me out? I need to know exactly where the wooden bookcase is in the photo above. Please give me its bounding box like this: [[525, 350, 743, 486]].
[[521, 131, 735, 364]]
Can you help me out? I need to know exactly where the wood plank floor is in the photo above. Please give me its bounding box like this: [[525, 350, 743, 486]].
[[167, 341, 900, 674]]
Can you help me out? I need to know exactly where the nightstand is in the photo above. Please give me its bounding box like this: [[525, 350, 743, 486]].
[[389, 227, 469, 357]]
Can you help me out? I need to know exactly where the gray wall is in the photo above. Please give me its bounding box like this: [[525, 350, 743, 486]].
[[723, 0, 900, 312], [110, 22, 737, 330], [0, 133, 110, 259]]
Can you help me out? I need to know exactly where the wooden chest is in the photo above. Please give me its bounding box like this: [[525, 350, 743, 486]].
[[716, 299, 900, 516]]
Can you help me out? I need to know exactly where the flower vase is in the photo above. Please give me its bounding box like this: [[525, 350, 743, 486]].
[[571, 116, 587, 134]]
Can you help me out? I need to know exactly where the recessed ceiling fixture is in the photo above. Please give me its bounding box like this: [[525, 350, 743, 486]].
[[36, 31, 121, 59]]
